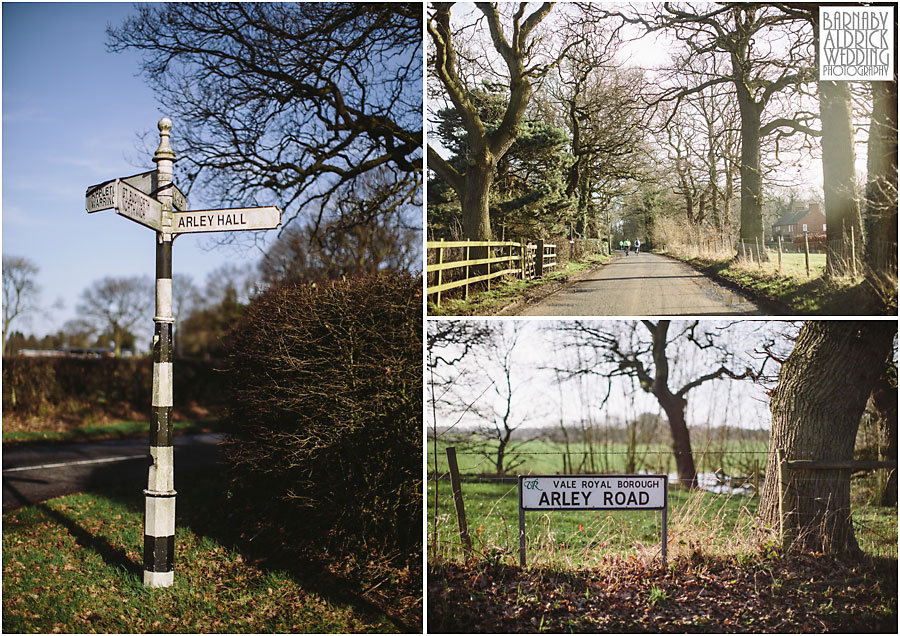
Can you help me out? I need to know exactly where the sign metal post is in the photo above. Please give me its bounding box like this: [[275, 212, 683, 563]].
[[84, 118, 282, 587], [517, 474, 668, 568]]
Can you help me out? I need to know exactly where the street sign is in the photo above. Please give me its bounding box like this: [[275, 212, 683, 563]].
[[85, 180, 117, 212], [172, 206, 281, 234], [519, 474, 667, 510], [116, 180, 162, 231], [86, 171, 187, 213], [517, 474, 669, 568], [121, 170, 188, 211]]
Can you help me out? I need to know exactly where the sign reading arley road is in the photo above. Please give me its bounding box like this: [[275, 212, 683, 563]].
[[517, 474, 668, 567], [84, 118, 281, 589]]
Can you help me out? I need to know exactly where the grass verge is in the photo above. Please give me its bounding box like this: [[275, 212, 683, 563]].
[[428, 253, 611, 316], [665, 251, 896, 315], [3, 472, 421, 633], [2, 418, 226, 446]]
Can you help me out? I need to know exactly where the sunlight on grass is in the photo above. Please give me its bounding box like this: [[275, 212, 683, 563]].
[[2, 492, 400, 633]]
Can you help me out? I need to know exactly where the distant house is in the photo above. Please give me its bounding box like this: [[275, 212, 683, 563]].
[[772, 203, 826, 239]]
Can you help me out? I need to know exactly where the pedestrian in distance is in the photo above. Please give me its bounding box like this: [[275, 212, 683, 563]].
[[634, 238, 641, 254], [624, 239, 631, 254]]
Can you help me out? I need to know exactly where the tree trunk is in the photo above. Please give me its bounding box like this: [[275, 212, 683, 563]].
[[757, 321, 896, 555], [864, 69, 898, 278], [870, 364, 898, 506], [462, 159, 495, 242], [657, 393, 698, 489], [819, 79, 862, 277], [736, 96, 767, 261]]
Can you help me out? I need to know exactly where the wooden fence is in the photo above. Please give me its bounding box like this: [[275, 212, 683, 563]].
[[775, 449, 897, 549], [426, 239, 558, 306]]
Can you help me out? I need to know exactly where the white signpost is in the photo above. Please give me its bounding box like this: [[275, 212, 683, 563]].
[[86, 179, 163, 231], [173, 206, 281, 234], [84, 118, 282, 588], [517, 474, 668, 567]]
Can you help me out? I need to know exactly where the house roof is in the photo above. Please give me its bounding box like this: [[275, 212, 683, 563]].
[[773, 209, 814, 227]]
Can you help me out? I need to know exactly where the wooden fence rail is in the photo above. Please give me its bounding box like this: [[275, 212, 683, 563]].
[[776, 449, 897, 548], [426, 239, 558, 306]]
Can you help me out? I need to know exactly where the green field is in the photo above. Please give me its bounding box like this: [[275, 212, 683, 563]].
[[427, 437, 897, 567], [428, 437, 769, 480], [746, 250, 827, 278]]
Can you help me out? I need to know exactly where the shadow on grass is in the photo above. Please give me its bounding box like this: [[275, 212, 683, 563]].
[[64, 450, 420, 632], [2, 478, 142, 579]]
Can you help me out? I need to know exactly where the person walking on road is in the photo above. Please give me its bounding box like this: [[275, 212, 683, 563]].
[[624, 239, 631, 254], [634, 239, 641, 254]]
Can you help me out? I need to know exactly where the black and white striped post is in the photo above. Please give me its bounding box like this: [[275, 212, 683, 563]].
[[83, 117, 282, 588], [144, 117, 177, 587]]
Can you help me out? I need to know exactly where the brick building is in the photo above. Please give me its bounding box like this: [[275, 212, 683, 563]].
[[772, 203, 826, 239]]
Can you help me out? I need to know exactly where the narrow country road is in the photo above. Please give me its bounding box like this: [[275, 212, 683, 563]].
[[517, 251, 762, 316], [2, 432, 224, 512]]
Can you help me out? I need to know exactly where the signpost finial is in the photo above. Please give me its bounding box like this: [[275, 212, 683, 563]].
[[153, 117, 176, 164]]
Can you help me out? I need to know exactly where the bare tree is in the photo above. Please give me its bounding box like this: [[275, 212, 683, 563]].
[[259, 168, 420, 287], [611, 4, 818, 259], [75, 276, 153, 357], [757, 320, 896, 555], [545, 49, 648, 239], [467, 324, 539, 475], [2, 256, 41, 355], [428, 2, 591, 243], [108, 3, 422, 237], [172, 273, 199, 358], [557, 320, 756, 488]]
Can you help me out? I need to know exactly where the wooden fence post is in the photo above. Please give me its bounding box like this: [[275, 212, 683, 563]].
[[464, 240, 470, 299], [755, 236, 762, 265], [804, 233, 810, 278], [741, 239, 747, 261], [520, 238, 526, 280], [777, 236, 783, 273], [445, 447, 471, 553], [436, 239, 444, 307], [850, 226, 858, 277], [535, 239, 544, 278]]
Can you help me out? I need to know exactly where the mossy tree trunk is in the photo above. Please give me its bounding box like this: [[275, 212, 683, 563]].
[[757, 321, 896, 555]]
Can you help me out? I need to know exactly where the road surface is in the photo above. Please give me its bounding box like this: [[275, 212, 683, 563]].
[[518, 251, 762, 316], [2, 432, 224, 511]]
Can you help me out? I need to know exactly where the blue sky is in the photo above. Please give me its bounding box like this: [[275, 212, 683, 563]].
[[3, 2, 274, 338]]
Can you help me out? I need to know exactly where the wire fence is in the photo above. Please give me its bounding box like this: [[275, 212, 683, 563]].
[[665, 233, 896, 283], [427, 447, 897, 567]]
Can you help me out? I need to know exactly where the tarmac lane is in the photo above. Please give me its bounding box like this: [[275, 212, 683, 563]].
[[517, 251, 763, 316], [2, 432, 224, 511]]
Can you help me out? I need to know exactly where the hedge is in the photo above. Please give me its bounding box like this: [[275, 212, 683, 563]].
[[2, 357, 225, 416], [220, 273, 423, 570]]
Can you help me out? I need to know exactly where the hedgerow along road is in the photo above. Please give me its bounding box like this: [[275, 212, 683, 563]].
[[517, 251, 762, 316]]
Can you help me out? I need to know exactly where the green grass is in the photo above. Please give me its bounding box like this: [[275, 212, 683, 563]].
[[3, 473, 414, 633], [2, 418, 225, 445], [429, 437, 768, 480], [427, 437, 897, 566], [428, 253, 611, 316], [670, 251, 893, 315], [428, 479, 759, 568]]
